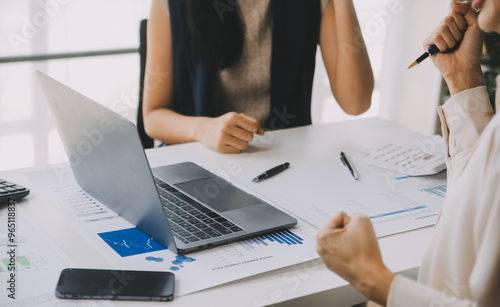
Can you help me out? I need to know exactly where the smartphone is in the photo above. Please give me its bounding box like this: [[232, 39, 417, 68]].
[[55, 268, 175, 301]]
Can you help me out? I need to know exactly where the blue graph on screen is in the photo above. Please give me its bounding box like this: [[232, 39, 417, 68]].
[[238, 229, 303, 251], [98, 228, 166, 257]]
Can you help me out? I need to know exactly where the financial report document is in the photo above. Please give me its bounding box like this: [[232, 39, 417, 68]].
[[244, 158, 446, 237], [25, 166, 319, 297]]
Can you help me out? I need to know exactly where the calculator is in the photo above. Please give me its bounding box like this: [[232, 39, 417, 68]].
[[0, 179, 30, 205]]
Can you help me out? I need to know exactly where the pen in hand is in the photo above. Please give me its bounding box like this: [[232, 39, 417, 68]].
[[252, 162, 290, 183], [407, 45, 440, 69], [408, 9, 480, 70], [340, 152, 358, 181]]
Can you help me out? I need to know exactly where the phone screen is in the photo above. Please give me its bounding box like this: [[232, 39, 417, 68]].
[[55, 268, 175, 301]]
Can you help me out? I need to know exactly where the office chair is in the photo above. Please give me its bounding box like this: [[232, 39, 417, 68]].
[[137, 19, 155, 149]]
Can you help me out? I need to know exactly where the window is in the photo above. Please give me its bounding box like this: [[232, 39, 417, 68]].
[[0, 0, 152, 171]]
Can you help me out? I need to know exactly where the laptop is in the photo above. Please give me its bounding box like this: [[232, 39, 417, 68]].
[[36, 71, 297, 254]]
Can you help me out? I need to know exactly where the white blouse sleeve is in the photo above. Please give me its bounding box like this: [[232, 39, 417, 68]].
[[387, 155, 500, 306], [436, 86, 493, 182]]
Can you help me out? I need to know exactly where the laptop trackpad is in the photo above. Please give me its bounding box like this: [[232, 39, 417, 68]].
[[175, 177, 262, 213]]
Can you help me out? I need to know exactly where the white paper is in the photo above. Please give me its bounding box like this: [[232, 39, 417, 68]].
[[25, 167, 319, 297], [356, 136, 446, 176], [0, 204, 74, 306], [241, 158, 447, 237]]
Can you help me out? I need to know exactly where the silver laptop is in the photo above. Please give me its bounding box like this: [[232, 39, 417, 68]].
[[36, 71, 297, 254]]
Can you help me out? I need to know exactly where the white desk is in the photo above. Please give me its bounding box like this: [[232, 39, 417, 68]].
[[1, 117, 435, 306]]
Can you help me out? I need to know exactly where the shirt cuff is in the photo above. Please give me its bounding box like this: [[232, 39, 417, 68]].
[[437, 86, 492, 163], [387, 275, 437, 307]]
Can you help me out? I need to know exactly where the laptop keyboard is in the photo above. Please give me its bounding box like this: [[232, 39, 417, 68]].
[[154, 178, 243, 244]]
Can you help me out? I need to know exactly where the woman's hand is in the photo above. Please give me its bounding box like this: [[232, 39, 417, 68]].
[[316, 212, 395, 306], [195, 112, 265, 154], [424, 1, 484, 96]]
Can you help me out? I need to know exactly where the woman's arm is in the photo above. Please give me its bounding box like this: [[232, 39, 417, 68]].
[[424, 1, 493, 179], [143, 0, 201, 145], [143, 0, 264, 153], [319, 0, 373, 115]]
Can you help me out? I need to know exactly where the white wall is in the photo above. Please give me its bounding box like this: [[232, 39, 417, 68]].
[[312, 0, 450, 136]]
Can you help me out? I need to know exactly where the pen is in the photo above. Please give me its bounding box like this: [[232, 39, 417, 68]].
[[340, 152, 358, 181], [408, 9, 480, 69], [407, 45, 440, 69], [252, 162, 290, 183]]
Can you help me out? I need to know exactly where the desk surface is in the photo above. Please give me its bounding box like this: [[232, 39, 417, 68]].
[[1, 117, 435, 306]]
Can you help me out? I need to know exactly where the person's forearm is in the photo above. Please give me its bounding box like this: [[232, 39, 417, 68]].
[[331, 0, 373, 114], [144, 108, 208, 145], [353, 264, 395, 306], [445, 68, 484, 96]]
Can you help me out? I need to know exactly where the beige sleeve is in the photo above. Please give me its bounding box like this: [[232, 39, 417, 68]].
[[436, 86, 493, 181], [387, 163, 500, 306]]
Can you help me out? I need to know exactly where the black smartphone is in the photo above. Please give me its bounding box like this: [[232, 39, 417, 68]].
[[55, 268, 175, 301]]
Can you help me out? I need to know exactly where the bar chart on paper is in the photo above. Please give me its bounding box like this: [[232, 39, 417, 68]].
[[420, 185, 446, 198], [238, 229, 304, 251]]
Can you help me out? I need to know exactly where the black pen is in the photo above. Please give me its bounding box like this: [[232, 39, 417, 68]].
[[407, 45, 440, 69], [252, 162, 290, 183], [408, 9, 480, 69], [340, 152, 358, 181]]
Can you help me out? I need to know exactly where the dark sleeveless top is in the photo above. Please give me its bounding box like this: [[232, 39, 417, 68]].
[[167, 0, 321, 130]]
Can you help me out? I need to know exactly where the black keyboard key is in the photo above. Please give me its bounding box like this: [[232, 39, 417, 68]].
[[185, 200, 212, 213], [187, 209, 200, 215], [194, 214, 207, 220], [228, 226, 243, 232], [194, 223, 210, 229], [177, 231, 190, 238], [203, 228, 222, 237], [210, 224, 232, 235], [179, 204, 193, 211], [206, 212, 221, 219], [179, 214, 191, 220], [170, 207, 183, 214], [214, 217, 228, 223], [193, 231, 211, 240], [165, 204, 177, 211], [185, 236, 200, 242], [186, 218, 199, 224], [178, 222, 192, 229], [201, 218, 216, 224], [171, 226, 182, 233], [159, 183, 172, 189], [221, 221, 235, 227], [170, 217, 184, 224], [174, 236, 189, 244], [184, 226, 198, 233]]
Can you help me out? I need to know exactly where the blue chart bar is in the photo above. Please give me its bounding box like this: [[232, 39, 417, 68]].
[[239, 229, 304, 251], [421, 185, 447, 198], [369, 206, 427, 220]]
